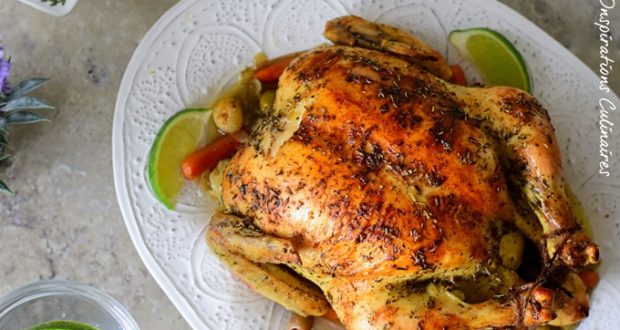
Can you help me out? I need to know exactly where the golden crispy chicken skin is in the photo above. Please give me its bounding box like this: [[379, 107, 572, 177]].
[[206, 16, 598, 329]]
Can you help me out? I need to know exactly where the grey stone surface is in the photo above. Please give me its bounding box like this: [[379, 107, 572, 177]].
[[0, 1, 617, 329], [499, 0, 620, 93], [0, 1, 185, 329]]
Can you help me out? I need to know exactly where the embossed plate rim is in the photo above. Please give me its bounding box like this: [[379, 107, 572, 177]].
[[113, 0, 206, 328]]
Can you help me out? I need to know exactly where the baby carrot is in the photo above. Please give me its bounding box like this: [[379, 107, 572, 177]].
[[181, 134, 240, 180]]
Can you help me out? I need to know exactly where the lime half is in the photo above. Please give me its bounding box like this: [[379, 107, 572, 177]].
[[449, 27, 531, 92], [148, 108, 212, 209]]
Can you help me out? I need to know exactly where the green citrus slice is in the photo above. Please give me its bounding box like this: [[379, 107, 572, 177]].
[[148, 108, 213, 209], [449, 27, 531, 92]]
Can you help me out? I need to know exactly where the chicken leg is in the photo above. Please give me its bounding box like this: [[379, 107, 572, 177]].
[[206, 212, 329, 317], [455, 86, 599, 269]]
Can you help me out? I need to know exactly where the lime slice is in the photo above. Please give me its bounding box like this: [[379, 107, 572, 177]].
[[449, 27, 531, 92], [148, 108, 213, 209]]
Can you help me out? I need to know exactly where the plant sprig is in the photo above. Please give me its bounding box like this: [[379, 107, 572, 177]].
[[0, 78, 53, 194], [40, 0, 66, 6]]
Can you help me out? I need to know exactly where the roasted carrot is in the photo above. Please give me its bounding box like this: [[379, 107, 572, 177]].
[[254, 53, 300, 83], [450, 64, 468, 86], [181, 134, 240, 180], [323, 308, 341, 323], [579, 269, 599, 290]]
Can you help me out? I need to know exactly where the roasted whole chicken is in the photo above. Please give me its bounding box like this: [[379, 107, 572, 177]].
[[206, 16, 599, 329]]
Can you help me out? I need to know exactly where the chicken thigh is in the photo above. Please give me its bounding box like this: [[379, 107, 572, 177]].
[[207, 16, 598, 329]]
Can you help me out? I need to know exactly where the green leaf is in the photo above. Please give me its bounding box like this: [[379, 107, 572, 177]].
[[2, 96, 54, 112], [0, 180, 12, 194], [6, 111, 49, 125], [0, 131, 7, 145], [0, 116, 6, 133], [10, 78, 49, 99], [40, 0, 67, 6], [0, 153, 9, 162]]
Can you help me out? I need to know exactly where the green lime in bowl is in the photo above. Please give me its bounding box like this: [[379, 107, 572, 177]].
[[27, 320, 98, 330]]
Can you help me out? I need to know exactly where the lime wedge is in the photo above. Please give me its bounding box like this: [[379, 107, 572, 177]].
[[449, 27, 531, 92], [148, 108, 213, 209]]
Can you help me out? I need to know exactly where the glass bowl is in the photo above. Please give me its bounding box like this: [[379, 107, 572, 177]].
[[0, 280, 139, 330]]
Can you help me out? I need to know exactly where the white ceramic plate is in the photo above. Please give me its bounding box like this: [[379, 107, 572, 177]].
[[113, 0, 620, 329]]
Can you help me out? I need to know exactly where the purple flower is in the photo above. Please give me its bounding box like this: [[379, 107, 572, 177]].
[[0, 43, 11, 95]]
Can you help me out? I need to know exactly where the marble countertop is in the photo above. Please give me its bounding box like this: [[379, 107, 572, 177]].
[[0, 1, 617, 329]]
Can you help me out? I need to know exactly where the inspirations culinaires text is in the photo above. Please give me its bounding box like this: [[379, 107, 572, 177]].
[[596, 0, 616, 177]]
